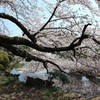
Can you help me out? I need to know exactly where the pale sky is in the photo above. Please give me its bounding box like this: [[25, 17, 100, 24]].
[[0, 0, 100, 36]]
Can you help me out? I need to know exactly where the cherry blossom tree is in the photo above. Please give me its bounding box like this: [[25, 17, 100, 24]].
[[0, 0, 100, 75]]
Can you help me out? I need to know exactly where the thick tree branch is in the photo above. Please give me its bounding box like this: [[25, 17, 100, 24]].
[[0, 34, 87, 53], [0, 34, 71, 52], [79, 23, 91, 43], [0, 43, 67, 74], [69, 23, 92, 48], [0, 43, 44, 62], [0, 24, 91, 53], [0, 13, 36, 43], [0, 34, 33, 46]]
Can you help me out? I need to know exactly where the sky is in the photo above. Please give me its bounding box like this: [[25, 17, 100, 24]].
[[0, 0, 100, 36], [3, 20, 22, 36]]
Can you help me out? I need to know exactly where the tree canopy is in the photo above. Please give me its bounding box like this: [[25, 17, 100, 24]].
[[0, 0, 100, 74]]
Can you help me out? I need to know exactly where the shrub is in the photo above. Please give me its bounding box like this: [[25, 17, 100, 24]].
[[0, 51, 14, 69]]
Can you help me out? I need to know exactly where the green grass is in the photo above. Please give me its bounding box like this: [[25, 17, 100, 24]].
[[0, 76, 100, 100]]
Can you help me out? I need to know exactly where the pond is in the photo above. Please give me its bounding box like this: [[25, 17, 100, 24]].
[[10, 69, 50, 82], [10, 69, 100, 97]]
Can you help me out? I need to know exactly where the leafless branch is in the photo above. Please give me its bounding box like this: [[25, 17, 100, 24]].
[[92, 37, 100, 45]]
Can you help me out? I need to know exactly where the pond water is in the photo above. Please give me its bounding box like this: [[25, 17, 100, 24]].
[[10, 69, 100, 97], [10, 69, 50, 82]]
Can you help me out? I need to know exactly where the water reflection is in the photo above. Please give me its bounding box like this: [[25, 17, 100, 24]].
[[81, 76, 90, 86], [10, 69, 50, 82]]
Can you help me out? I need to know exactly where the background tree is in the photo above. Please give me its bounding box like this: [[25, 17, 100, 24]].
[[0, 0, 100, 75]]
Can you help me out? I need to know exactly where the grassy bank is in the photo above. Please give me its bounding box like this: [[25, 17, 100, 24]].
[[0, 76, 100, 100]]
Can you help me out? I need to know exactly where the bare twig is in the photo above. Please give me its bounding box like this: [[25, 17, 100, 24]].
[[33, 2, 61, 37], [45, 60, 68, 74]]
